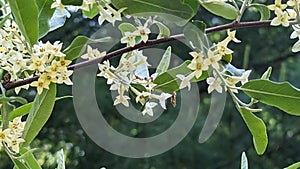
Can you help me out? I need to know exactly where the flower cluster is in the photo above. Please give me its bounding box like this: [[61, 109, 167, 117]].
[[0, 20, 73, 95], [0, 117, 26, 153], [51, 0, 126, 26], [177, 30, 251, 94], [268, 0, 300, 52], [82, 46, 171, 116], [29, 41, 73, 94]]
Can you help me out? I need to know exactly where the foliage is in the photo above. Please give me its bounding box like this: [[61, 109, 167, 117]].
[[0, 0, 299, 168]]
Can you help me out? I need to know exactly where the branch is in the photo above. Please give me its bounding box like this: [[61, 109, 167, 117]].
[[3, 20, 271, 91]]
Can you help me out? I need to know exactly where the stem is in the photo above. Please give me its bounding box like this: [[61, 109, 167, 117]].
[[2, 20, 271, 92]]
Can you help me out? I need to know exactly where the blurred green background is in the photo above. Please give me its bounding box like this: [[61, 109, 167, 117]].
[[1, 0, 300, 168]]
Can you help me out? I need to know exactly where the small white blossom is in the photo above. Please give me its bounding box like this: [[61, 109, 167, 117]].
[[114, 94, 130, 107], [207, 76, 223, 93], [176, 73, 195, 91], [142, 102, 157, 116], [121, 32, 136, 47], [151, 93, 172, 109]]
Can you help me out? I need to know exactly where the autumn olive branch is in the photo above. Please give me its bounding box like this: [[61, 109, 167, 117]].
[[3, 20, 271, 91]]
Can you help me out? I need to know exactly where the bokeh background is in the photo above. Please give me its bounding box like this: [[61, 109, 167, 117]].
[[1, 0, 300, 168]]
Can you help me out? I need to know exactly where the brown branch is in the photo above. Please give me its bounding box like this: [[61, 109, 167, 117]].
[[3, 20, 271, 91]]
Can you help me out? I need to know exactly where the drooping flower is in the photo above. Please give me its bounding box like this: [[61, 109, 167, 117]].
[[176, 73, 195, 91], [206, 76, 223, 93], [141, 102, 157, 116], [114, 94, 130, 107], [151, 93, 172, 109]]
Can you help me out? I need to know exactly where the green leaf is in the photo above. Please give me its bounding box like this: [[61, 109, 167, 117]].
[[7, 0, 39, 46], [37, 0, 56, 38], [12, 159, 29, 169], [222, 54, 232, 63], [82, 4, 99, 19], [155, 22, 170, 39], [63, 36, 112, 60], [9, 103, 32, 121], [284, 161, 300, 169], [241, 152, 248, 169], [118, 23, 137, 36], [22, 83, 56, 147], [201, 1, 238, 20], [111, 0, 199, 26], [183, 22, 209, 51], [250, 3, 270, 21], [20, 148, 42, 169], [191, 20, 206, 32], [154, 60, 208, 93], [242, 80, 300, 116], [61, 0, 83, 6], [156, 46, 171, 75], [238, 107, 268, 155], [8, 96, 71, 121]]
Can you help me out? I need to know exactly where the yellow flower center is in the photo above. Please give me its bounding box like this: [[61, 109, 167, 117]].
[[196, 63, 202, 70]]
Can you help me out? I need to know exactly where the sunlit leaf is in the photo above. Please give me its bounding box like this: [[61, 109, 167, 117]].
[[22, 83, 56, 147], [250, 3, 270, 21], [20, 148, 42, 169], [238, 107, 268, 155], [111, 0, 199, 26], [7, 0, 39, 46], [242, 80, 300, 116], [118, 23, 136, 36], [155, 22, 170, 39], [37, 0, 56, 38], [82, 4, 99, 19], [201, 1, 238, 20], [284, 161, 300, 169], [156, 46, 172, 75]]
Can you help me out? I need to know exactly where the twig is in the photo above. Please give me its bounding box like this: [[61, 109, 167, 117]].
[[3, 20, 271, 91]]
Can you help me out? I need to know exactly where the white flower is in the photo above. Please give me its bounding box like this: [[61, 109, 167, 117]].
[[7, 136, 25, 153], [206, 76, 223, 93], [271, 8, 289, 27], [135, 91, 151, 103], [98, 5, 114, 26], [151, 93, 172, 109], [56, 70, 73, 85], [81, 45, 106, 60], [187, 56, 208, 78], [204, 49, 222, 70], [176, 73, 195, 91], [105, 4, 126, 25], [133, 26, 151, 42], [121, 32, 136, 47], [51, 0, 66, 14], [142, 102, 157, 116], [114, 94, 130, 107], [226, 30, 241, 43]]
